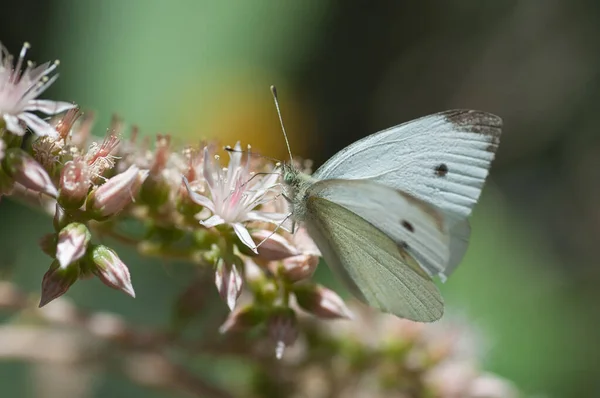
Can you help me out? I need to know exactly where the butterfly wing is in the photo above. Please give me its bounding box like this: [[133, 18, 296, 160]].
[[304, 180, 444, 321], [312, 110, 501, 276], [313, 110, 501, 220], [309, 179, 451, 278]]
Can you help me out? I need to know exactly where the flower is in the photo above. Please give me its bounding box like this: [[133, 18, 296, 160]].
[[183, 142, 286, 253], [0, 42, 75, 137]]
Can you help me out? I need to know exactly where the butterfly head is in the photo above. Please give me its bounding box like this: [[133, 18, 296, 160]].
[[282, 162, 300, 187]]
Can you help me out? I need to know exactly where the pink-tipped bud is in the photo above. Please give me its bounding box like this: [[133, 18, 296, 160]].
[[279, 254, 319, 282], [219, 305, 266, 334], [252, 230, 297, 261], [2, 148, 57, 197], [58, 160, 90, 209], [39, 260, 80, 307], [215, 258, 243, 311], [268, 307, 298, 359], [56, 222, 91, 268], [294, 283, 353, 320], [86, 165, 147, 219], [88, 245, 135, 298]]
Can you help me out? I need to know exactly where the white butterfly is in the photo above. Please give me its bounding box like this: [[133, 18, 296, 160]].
[[273, 89, 501, 322]]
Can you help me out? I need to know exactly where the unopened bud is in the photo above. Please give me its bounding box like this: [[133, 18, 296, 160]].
[[294, 283, 353, 320], [88, 245, 135, 298], [252, 230, 297, 261], [58, 160, 90, 209], [215, 258, 243, 311], [39, 260, 80, 307], [268, 307, 298, 359], [86, 165, 147, 219], [219, 305, 266, 334], [56, 222, 91, 268], [2, 148, 57, 197], [279, 254, 319, 282]]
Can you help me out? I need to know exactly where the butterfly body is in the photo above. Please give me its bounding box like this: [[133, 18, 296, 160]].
[[280, 109, 502, 322]]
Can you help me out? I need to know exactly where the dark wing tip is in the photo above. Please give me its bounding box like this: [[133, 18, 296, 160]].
[[441, 109, 502, 153]]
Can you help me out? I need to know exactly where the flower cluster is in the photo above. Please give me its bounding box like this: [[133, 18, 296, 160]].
[[0, 41, 521, 397]]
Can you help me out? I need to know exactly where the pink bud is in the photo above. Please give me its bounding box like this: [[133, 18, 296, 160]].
[[215, 258, 243, 311], [252, 230, 297, 261], [294, 283, 353, 320], [58, 160, 90, 209], [89, 245, 135, 298], [56, 222, 91, 268], [279, 254, 319, 282], [2, 148, 57, 197], [86, 165, 147, 219], [39, 260, 80, 307], [267, 307, 298, 359]]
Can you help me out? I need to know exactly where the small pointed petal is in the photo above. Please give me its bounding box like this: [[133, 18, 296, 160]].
[[214, 259, 243, 311], [2, 148, 57, 197], [3, 115, 25, 135], [232, 223, 257, 254], [25, 99, 76, 114], [200, 214, 225, 228], [39, 260, 80, 307], [19, 112, 58, 138], [182, 176, 215, 210]]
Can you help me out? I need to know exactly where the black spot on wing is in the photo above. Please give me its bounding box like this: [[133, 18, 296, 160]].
[[434, 163, 448, 177], [401, 220, 414, 232]]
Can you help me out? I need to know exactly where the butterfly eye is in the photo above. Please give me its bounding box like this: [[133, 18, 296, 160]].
[[284, 172, 295, 185]]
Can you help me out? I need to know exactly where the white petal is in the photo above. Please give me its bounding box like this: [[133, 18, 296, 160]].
[[18, 112, 58, 137], [3, 114, 25, 135], [247, 211, 289, 224], [201, 214, 225, 228], [232, 223, 257, 253], [25, 99, 76, 114], [182, 176, 215, 211]]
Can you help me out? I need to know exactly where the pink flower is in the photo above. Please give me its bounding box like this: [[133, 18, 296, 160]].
[[183, 142, 286, 253], [0, 42, 74, 137]]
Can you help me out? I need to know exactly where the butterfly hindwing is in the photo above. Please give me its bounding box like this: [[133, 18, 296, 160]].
[[307, 178, 451, 279], [304, 189, 444, 322]]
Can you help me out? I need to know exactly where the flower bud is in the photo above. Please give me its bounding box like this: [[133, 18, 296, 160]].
[[58, 160, 90, 209], [86, 165, 147, 219], [268, 307, 298, 359], [252, 230, 297, 261], [2, 148, 57, 197], [219, 305, 266, 334], [39, 260, 80, 307], [279, 254, 319, 282], [294, 283, 353, 320], [88, 245, 135, 298], [215, 257, 243, 311], [56, 222, 91, 268]]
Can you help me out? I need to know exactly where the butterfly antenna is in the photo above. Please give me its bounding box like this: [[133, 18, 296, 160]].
[[270, 85, 293, 164]]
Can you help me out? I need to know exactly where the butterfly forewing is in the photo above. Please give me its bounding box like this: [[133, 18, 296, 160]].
[[312, 110, 502, 222], [304, 193, 444, 322]]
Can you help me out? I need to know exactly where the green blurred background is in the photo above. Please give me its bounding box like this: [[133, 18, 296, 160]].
[[2, 1, 600, 396]]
